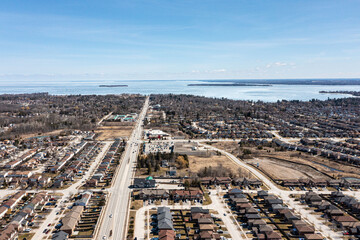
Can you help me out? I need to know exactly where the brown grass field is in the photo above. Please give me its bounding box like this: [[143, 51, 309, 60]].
[[188, 154, 253, 178], [95, 125, 133, 140], [246, 157, 329, 180]]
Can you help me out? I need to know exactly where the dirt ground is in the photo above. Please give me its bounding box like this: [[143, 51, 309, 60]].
[[245, 157, 329, 180], [95, 125, 133, 140]]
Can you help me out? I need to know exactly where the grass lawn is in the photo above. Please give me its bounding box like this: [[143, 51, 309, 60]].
[[130, 200, 143, 210], [18, 233, 35, 240]]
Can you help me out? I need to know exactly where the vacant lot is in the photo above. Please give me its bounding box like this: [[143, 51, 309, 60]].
[[95, 125, 133, 140], [188, 154, 253, 178]]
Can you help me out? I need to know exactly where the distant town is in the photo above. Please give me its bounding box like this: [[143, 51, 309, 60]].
[[0, 93, 359, 240]]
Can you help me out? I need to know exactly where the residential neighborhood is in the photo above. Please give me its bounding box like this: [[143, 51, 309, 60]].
[[0, 93, 359, 240]]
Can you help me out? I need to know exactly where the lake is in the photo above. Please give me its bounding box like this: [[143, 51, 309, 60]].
[[1, 79, 360, 102]]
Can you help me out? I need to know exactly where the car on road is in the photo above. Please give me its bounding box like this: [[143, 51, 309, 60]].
[[102, 236, 107, 240], [109, 214, 112, 218], [151, 227, 159, 234], [223, 213, 226, 216]]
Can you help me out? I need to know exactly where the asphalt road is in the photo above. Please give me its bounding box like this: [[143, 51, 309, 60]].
[[97, 96, 149, 240]]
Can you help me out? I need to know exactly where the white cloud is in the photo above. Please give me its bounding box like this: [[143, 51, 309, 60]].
[[212, 69, 227, 73], [266, 62, 295, 68]]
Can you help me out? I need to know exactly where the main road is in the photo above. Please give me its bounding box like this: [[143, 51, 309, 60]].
[[97, 96, 149, 240]]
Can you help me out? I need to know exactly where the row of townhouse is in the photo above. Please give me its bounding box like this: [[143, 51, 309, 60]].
[[227, 189, 282, 240], [4, 148, 38, 169], [310, 140, 360, 156], [274, 139, 360, 165], [52, 142, 98, 188], [137, 189, 203, 201], [0, 192, 49, 240], [0, 173, 52, 189], [50, 152, 75, 173], [18, 151, 45, 169], [0, 170, 33, 178], [304, 191, 360, 235], [87, 140, 121, 187], [0, 141, 16, 159], [190, 207, 221, 240], [192, 119, 272, 139], [59, 192, 92, 236], [0, 191, 26, 218], [199, 177, 232, 186], [232, 177, 263, 187], [49, 141, 88, 173], [330, 192, 360, 214], [282, 178, 360, 189], [200, 176, 262, 188], [228, 189, 323, 240], [156, 207, 175, 240]]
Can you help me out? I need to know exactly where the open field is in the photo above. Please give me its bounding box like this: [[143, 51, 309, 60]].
[[189, 154, 238, 172], [95, 125, 134, 140], [188, 154, 253, 177]]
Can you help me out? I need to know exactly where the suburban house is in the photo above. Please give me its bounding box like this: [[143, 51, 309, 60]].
[[133, 177, 156, 188]]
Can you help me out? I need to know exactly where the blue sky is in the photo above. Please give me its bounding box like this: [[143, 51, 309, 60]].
[[0, 0, 360, 80]]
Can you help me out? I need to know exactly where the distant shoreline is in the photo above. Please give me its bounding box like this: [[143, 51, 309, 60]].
[[196, 79, 360, 85], [188, 83, 272, 87], [99, 85, 128, 88], [319, 90, 360, 96]]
